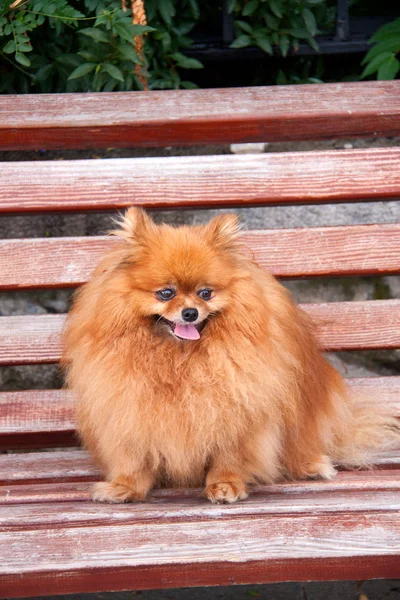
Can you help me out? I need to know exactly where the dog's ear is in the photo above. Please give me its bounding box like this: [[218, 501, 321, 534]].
[[110, 207, 156, 243], [206, 214, 241, 250]]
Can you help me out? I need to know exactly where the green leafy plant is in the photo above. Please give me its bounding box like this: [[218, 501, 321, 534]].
[[361, 17, 400, 80], [0, 0, 204, 92], [228, 0, 335, 57]]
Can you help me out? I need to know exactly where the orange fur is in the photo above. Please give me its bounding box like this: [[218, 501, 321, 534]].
[[62, 209, 400, 504]]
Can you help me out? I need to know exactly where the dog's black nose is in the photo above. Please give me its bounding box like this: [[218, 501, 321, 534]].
[[182, 308, 198, 322]]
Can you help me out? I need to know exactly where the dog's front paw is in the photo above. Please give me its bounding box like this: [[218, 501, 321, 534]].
[[204, 481, 248, 504], [92, 481, 142, 503]]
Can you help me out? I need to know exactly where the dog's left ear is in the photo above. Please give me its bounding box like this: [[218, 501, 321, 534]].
[[206, 214, 241, 250]]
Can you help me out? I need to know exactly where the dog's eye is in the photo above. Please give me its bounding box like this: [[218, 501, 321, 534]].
[[156, 288, 176, 301], [197, 289, 213, 300]]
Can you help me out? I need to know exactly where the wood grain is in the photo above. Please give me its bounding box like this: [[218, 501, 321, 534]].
[[0, 512, 399, 597], [0, 389, 76, 449], [0, 377, 398, 450], [2, 486, 400, 530], [0, 450, 100, 485], [2, 148, 400, 213], [0, 300, 398, 366], [1, 82, 399, 150], [2, 223, 400, 290]]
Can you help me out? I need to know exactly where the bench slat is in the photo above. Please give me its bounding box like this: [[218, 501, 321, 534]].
[[2, 449, 400, 488], [1, 148, 400, 213], [2, 488, 400, 530], [0, 300, 398, 366], [1, 82, 399, 150], [0, 378, 398, 449], [2, 224, 400, 290], [0, 511, 399, 596], [2, 468, 400, 505]]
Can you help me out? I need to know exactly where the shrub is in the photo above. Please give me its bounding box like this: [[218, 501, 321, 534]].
[[0, 0, 204, 92]]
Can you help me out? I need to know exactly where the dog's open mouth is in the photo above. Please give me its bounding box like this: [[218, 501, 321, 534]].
[[155, 316, 204, 340]]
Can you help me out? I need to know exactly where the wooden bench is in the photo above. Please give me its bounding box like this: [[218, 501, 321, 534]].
[[0, 80, 399, 597]]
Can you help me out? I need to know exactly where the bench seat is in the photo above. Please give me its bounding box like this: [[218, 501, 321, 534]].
[[0, 80, 399, 597]]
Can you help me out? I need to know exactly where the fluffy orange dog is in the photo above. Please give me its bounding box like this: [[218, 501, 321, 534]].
[[63, 208, 399, 504]]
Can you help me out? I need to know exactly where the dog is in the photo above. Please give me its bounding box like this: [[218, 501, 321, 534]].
[[63, 208, 400, 503]]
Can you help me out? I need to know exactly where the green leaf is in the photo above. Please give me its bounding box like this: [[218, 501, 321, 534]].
[[302, 8, 317, 36], [114, 21, 154, 42], [276, 70, 287, 85], [181, 80, 198, 89], [288, 28, 309, 39], [102, 62, 125, 82], [306, 0, 325, 4], [79, 27, 109, 43], [230, 34, 252, 48], [68, 62, 97, 80], [227, 0, 236, 12], [242, 0, 259, 16], [159, 0, 175, 25], [361, 51, 395, 78], [35, 64, 54, 81], [118, 44, 140, 64], [371, 18, 400, 43], [362, 39, 400, 65], [279, 34, 289, 57], [265, 14, 279, 30], [188, 0, 200, 20], [377, 56, 400, 80], [254, 33, 272, 54], [15, 52, 31, 66], [77, 51, 99, 62], [2, 40, 16, 54], [170, 52, 203, 69], [305, 35, 319, 52], [56, 53, 81, 68], [236, 20, 253, 34], [18, 43, 33, 52], [270, 0, 283, 18]]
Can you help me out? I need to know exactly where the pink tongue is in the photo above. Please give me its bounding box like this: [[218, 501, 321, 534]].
[[174, 324, 200, 340]]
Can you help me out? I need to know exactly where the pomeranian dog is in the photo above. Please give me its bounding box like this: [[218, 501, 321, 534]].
[[63, 208, 399, 504]]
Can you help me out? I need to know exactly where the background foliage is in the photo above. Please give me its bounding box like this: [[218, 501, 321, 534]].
[[0, 0, 398, 94]]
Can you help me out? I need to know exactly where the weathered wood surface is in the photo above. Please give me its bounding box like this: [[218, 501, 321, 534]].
[[0, 511, 399, 597], [2, 488, 400, 530], [2, 224, 400, 290], [1, 300, 398, 366], [0, 450, 100, 485], [1, 82, 399, 150], [1, 148, 400, 213], [0, 390, 76, 449], [2, 468, 400, 505], [0, 378, 398, 450]]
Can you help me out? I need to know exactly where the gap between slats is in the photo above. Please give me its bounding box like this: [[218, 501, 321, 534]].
[[1, 148, 400, 213], [0, 300, 398, 366], [1, 224, 400, 289]]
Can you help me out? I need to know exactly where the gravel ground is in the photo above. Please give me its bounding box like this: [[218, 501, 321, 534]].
[[13, 579, 400, 600]]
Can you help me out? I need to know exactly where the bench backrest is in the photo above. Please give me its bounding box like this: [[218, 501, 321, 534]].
[[0, 80, 399, 454]]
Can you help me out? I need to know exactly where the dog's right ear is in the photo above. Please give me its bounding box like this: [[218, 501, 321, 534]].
[[110, 207, 156, 243]]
